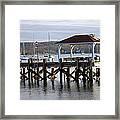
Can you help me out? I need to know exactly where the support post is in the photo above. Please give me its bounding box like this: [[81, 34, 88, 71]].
[[64, 73, 66, 83], [70, 45, 75, 58], [37, 67, 39, 87], [59, 58, 63, 89], [96, 68, 100, 86], [89, 60, 93, 87], [51, 67, 55, 90], [23, 67, 26, 87], [28, 59, 31, 89], [82, 64, 86, 89], [92, 43, 95, 60], [43, 59, 47, 87], [66, 67, 70, 89], [58, 45, 62, 61], [30, 59, 33, 86], [75, 59, 80, 90]]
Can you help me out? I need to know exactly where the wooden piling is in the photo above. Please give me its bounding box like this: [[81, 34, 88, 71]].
[[59, 58, 63, 89], [30, 59, 33, 86], [75, 59, 80, 90], [96, 68, 100, 86], [51, 67, 55, 90], [64, 73, 66, 83], [66, 67, 70, 89], [28, 59, 31, 88], [43, 59, 47, 87], [37, 67, 39, 87], [89, 61, 93, 87], [23, 67, 26, 87], [82, 64, 86, 89]]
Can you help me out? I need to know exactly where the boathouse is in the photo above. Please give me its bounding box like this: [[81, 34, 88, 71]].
[[56, 34, 100, 61]]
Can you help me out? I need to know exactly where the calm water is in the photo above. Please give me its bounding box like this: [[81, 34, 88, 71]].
[[20, 80, 100, 100]]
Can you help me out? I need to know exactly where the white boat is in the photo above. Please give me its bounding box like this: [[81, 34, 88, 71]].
[[20, 56, 29, 63]]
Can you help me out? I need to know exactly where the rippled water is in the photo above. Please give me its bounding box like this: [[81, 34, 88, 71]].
[[20, 80, 100, 100]]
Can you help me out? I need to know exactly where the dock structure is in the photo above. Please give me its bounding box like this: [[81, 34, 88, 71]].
[[20, 58, 100, 90], [20, 34, 100, 90]]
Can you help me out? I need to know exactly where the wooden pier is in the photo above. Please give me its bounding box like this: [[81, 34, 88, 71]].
[[20, 58, 100, 90]]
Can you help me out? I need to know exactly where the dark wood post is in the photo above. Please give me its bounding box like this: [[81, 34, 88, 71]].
[[89, 60, 93, 87], [51, 67, 55, 90], [59, 58, 63, 89], [28, 59, 31, 88], [23, 67, 26, 87], [34, 69, 37, 87], [43, 59, 47, 87], [82, 64, 86, 88], [75, 59, 80, 90], [30, 58, 33, 86], [37, 67, 39, 87], [96, 68, 100, 86], [66, 67, 70, 89], [64, 72, 66, 83]]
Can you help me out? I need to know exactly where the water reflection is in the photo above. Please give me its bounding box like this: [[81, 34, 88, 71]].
[[20, 80, 100, 100]]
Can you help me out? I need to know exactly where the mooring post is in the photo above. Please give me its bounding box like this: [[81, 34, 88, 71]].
[[75, 59, 80, 90], [82, 64, 86, 89], [89, 60, 93, 87], [37, 67, 39, 87], [51, 67, 55, 90], [30, 58, 34, 86], [66, 67, 70, 89], [43, 59, 47, 87], [23, 67, 26, 87], [59, 58, 63, 89], [96, 68, 100, 86], [34, 69, 37, 87], [28, 59, 31, 88], [64, 72, 66, 84]]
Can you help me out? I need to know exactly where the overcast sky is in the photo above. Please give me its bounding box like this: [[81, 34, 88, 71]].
[[20, 20, 100, 42]]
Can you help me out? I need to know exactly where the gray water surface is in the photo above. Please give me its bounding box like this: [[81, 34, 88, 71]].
[[20, 80, 100, 100]]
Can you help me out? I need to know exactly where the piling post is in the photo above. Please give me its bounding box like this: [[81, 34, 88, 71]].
[[34, 69, 37, 87], [28, 59, 31, 88], [59, 58, 63, 89], [66, 67, 70, 89], [82, 64, 86, 89], [37, 67, 39, 87], [75, 58, 80, 90], [23, 67, 26, 87], [51, 67, 55, 90], [43, 59, 47, 87], [30, 58, 34, 86], [89, 60, 93, 87], [96, 68, 100, 86], [64, 72, 66, 84]]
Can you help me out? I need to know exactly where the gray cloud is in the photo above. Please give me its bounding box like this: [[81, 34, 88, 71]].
[[20, 20, 100, 42]]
